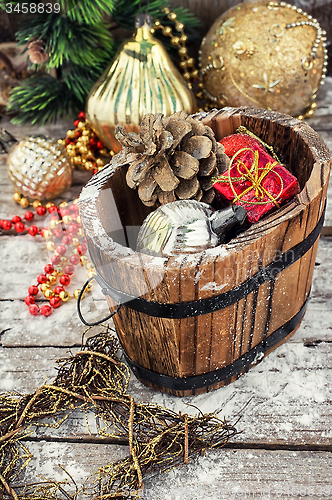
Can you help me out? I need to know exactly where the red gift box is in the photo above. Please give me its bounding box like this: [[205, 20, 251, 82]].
[[214, 137, 300, 223]]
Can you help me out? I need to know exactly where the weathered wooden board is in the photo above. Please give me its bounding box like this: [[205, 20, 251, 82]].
[[13, 443, 332, 500], [1, 341, 331, 448]]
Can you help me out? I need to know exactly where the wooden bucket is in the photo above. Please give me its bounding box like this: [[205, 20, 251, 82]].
[[78, 107, 331, 397]]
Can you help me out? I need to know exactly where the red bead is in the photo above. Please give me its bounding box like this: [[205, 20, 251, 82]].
[[69, 254, 80, 265], [96, 141, 104, 149], [78, 111, 86, 119], [29, 285, 39, 295], [28, 225, 39, 236], [44, 264, 54, 274], [65, 138, 71, 145], [29, 304, 40, 315], [68, 204, 79, 213], [51, 255, 61, 266], [40, 304, 52, 316], [60, 274, 70, 286], [76, 130, 82, 138], [89, 137, 97, 147], [24, 211, 34, 221], [2, 220, 12, 230], [36, 206, 46, 216], [52, 229, 63, 239], [50, 296, 61, 308], [12, 215, 21, 223], [67, 224, 78, 235], [48, 205, 58, 214], [77, 244, 87, 255], [74, 119, 80, 127], [56, 244, 67, 255], [59, 208, 69, 217], [25, 295, 36, 305], [15, 221, 25, 233], [64, 264, 74, 275], [37, 274, 48, 284], [62, 235, 72, 245], [54, 285, 64, 294]]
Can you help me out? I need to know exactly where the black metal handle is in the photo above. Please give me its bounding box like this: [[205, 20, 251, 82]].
[[77, 276, 121, 326]]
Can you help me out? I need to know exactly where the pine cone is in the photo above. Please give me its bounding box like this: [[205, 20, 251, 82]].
[[115, 111, 230, 207], [27, 40, 48, 65]]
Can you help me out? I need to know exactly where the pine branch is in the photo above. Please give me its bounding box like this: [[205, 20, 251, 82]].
[[7, 74, 81, 125], [16, 14, 114, 69], [60, 0, 115, 25]]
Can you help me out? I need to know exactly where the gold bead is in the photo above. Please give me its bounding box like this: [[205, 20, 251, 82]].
[[76, 215, 81, 224], [99, 148, 107, 155], [73, 289, 81, 300], [187, 57, 195, 66], [66, 130, 75, 138], [171, 36, 180, 45], [20, 197, 30, 208], [77, 121, 85, 129], [187, 82, 193, 90], [154, 20, 161, 27], [46, 202, 54, 209], [79, 146, 88, 155], [176, 22, 184, 30], [179, 60, 187, 68], [307, 109, 314, 116], [178, 47, 188, 56], [54, 266, 63, 276], [150, 28, 155, 34], [88, 271, 97, 278], [85, 283, 93, 292], [80, 255, 89, 266], [311, 102, 317, 110], [60, 256, 68, 264], [13, 192, 22, 203], [168, 12, 177, 21], [59, 201, 68, 208], [73, 156, 82, 164], [297, 115, 304, 121], [82, 129, 90, 136], [81, 158, 86, 165], [86, 151, 94, 160], [59, 290, 70, 301], [191, 69, 199, 79], [41, 283, 50, 291], [49, 219, 59, 229], [85, 161, 94, 170], [86, 262, 95, 270], [96, 158, 104, 167], [162, 26, 172, 36], [46, 241, 56, 251], [180, 34, 188, 43], [62, 215, 72, 225], [67, 149, 76, 157], [196, 91, 204, 100], [183, 72, 191, 80], [32, 200, 42, 208], [198, 82, 204, 89], [71, 237, 79, 246], [42, 229, 53, 240], [44, 288, 54, 299], [163, 7, 170, 14], [76, 141, 83, 149], [48, 274, 57, 285], [72, 248, 78, 255], [58, 139, 65, 145]]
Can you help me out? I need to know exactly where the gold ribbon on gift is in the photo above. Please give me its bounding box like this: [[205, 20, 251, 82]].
[[214, 147, 284, 206]]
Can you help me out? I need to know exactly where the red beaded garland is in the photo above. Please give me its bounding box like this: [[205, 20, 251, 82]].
[[56, 244, 67, 255], [50, 296, 61, 308], [24, 211, 34, 221], [69, 254, 80, 265], [64, 264, 74, 275], [51, 255, 61, 266], [77, 244, 87, 255], [2, 220, 12, 230], [12, 215, 21, 223], [15, 221, 25, 232], [36, 206, 46, 216], [54, 286, 64, 294], [28, 285, 39, 295], [44, 264, 54, 274]]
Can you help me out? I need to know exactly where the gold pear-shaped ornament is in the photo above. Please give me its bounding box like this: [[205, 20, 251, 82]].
[[86, 14, 197, 153]]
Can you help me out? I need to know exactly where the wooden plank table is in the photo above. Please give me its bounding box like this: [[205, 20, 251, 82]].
[[1, 80, 332, 499]]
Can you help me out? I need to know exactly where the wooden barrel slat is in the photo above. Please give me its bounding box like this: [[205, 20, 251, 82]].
[[79, 107, 331, 397]]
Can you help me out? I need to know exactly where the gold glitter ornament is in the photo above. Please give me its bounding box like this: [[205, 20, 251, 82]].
[[86, 14, 196, 153], [7, 136, 73, 201], [198, 1, 327, 117]]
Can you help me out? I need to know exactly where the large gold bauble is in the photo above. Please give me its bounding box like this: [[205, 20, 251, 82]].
[[86, 16, 196, 152], [199, 0, 327, 116], [7, 136, 73, 201]]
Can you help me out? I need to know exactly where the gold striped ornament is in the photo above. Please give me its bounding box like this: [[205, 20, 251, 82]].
[[86, 14, 196, 153]]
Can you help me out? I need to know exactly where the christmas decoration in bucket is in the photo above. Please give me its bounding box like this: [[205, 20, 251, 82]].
[[198, 0, 328, 118], [78, 108, 331, 397]]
